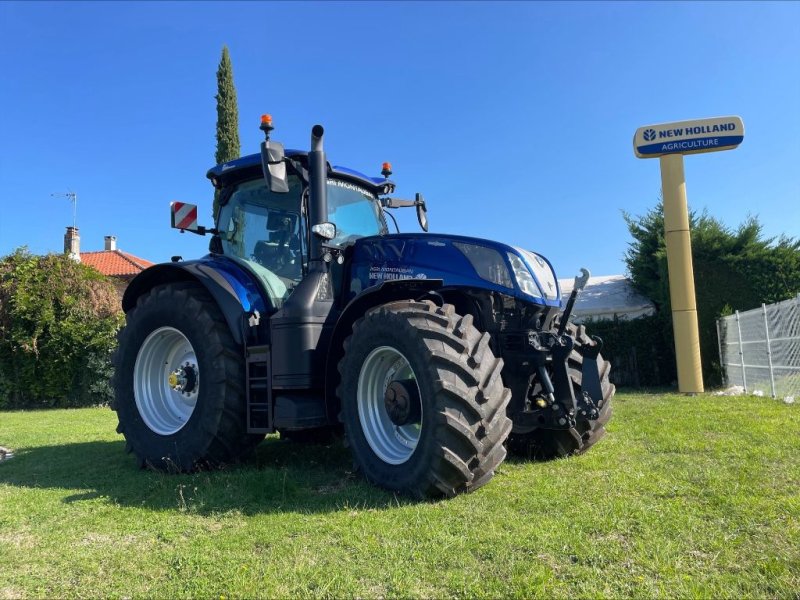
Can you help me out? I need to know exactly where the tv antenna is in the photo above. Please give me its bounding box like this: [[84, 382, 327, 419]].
[[51, 191, 78, 229]]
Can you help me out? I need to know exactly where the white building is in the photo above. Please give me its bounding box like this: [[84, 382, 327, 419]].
[[557, 275, 655, 322]]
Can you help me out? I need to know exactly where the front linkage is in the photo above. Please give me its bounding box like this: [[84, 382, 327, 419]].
[[526, 329, 604, 428], [521, 268, 606, 431]]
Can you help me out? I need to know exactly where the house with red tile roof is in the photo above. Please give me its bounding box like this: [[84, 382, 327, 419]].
[[63, 227, 154, 296], [81, 244, 154, 278]]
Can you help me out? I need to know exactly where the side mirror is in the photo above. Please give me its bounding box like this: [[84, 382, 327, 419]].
[[260, 140, 289, 193], [170, 201, 199, 232], [416, 193, 428, 232]]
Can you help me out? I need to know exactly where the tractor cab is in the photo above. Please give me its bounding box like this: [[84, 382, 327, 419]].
[[178, 128, 396, 312], [213, 169, 389, 308]]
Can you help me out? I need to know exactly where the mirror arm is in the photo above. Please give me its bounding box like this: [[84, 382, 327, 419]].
[[379, 194, 428, 231], [179, 226, 220, 237], [380, 197, 417, 209]]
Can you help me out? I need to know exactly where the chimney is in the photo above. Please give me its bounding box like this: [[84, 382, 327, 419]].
[[64, 227, 81, 262], [104, 235, 117, 251]]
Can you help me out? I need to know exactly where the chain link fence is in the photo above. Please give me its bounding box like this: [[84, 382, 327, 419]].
[[717, 295, 800, 399]]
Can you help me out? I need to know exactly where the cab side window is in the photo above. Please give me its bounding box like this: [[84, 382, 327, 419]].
[[218, 176, 305, 307]]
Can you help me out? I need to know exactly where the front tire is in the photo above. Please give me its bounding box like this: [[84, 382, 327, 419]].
[[113, 282, 262, 471], [338, 301, 512, 498]]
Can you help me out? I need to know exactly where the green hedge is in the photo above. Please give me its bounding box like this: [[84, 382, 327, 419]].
[[0, 249, 123, 408], [583, 315, 676, 388]]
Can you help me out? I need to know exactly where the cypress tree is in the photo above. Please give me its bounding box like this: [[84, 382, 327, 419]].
[[213, 45, 241, 219]]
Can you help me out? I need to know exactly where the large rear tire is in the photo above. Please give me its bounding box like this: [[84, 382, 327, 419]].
[[112, 282, 263, 471], [507, 323, 614, 460], [338, 300, 512, 498]]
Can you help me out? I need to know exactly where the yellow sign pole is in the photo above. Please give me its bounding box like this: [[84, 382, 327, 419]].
[[659, 154, 703, 392], [634, 116, 744, 393]]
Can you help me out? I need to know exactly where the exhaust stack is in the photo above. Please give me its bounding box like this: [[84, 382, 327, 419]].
[[308, 124, 328, 263]]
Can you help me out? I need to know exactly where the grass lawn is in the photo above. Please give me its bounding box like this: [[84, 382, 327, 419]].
[[0, 391, 798, 598]]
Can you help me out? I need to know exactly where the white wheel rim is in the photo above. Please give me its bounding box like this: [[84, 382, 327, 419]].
[[357, 346, 422, 465], [133, 326, 199, 435]]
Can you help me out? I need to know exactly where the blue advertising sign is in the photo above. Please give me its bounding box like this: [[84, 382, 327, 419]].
[[634, 116, 744, 158]]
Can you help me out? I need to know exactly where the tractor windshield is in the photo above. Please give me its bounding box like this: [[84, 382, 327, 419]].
[[326, 179, 387, 246], [217, 175, 385, 307]]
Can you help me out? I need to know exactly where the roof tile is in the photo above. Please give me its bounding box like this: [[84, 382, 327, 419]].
[[80, 250, 155, 277]]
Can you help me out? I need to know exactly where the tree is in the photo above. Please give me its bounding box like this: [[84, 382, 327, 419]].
[[0, 249, 123, 408], [213, 45, 241, 220], [623, 204, 800, 386]]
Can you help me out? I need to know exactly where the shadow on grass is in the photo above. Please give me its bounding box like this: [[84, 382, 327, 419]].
[[0, 437, 425, 515]]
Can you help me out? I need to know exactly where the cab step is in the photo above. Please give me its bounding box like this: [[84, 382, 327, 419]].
[[246, 344, 272, 434]]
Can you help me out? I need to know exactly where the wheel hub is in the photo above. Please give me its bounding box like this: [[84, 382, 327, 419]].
[[357, 346, 423, 465], [133, 326, 200, 436], [384, 379, 421, 426], [169, 363, 198, 395]]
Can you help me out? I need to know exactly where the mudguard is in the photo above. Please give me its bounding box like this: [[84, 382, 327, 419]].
[[122, 256, 271, 346]]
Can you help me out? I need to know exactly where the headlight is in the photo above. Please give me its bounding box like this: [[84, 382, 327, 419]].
[[453, 242, 513, 288], [507, 253, 543, 298], [516, 249, 559, 300]]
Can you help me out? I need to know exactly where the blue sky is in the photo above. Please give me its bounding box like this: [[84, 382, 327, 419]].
[[1, 1, 798, 279]]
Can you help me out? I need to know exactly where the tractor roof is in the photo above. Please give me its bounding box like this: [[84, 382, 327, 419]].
[[206, 151, 389, 190]]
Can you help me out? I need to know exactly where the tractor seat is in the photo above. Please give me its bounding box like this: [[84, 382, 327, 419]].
[[254, 240, 278, 265], [254, 239, 301, 282]]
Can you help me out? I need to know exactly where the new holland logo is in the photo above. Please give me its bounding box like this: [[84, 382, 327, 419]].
[[643, 128, 656, 142]]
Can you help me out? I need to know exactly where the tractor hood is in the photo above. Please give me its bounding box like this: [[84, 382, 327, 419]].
[[348, 233, 561, 307]]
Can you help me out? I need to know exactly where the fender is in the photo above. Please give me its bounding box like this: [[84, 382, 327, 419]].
[[122, 257, 271, 346], [323, 278, 443, 420]]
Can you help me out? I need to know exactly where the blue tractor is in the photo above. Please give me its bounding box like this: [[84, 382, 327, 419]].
[[113, 117, 614, 498]]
